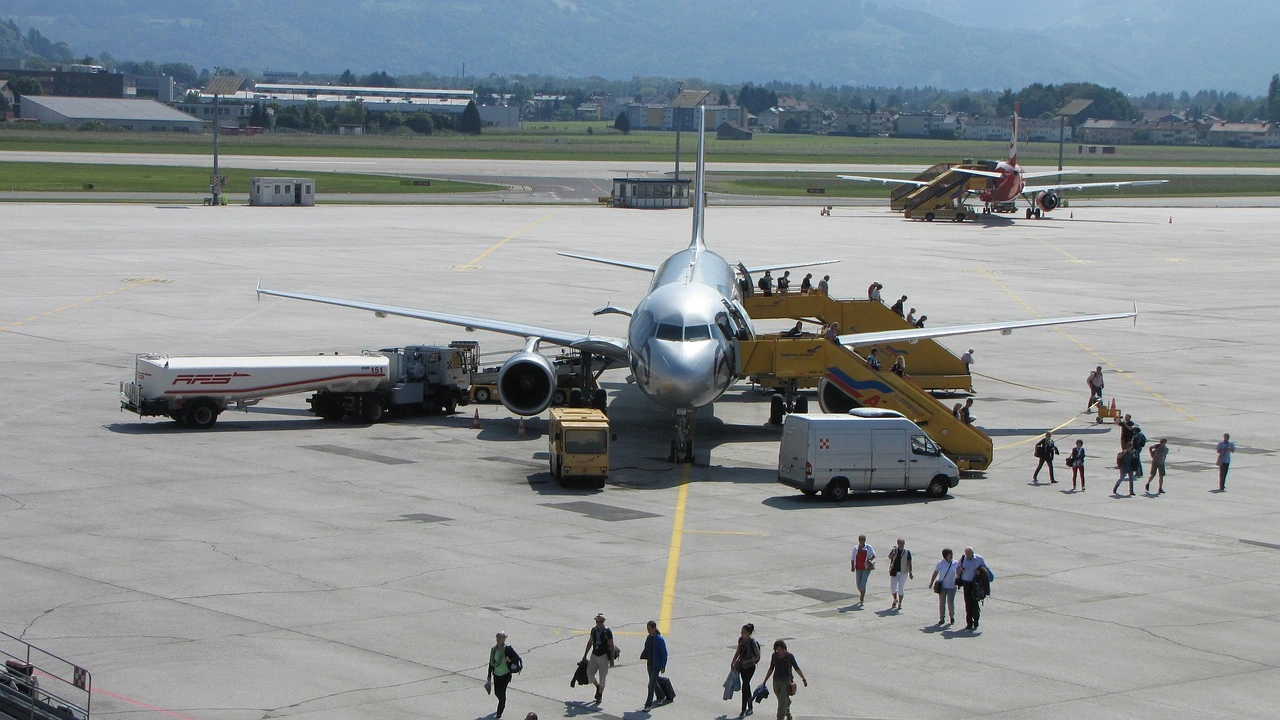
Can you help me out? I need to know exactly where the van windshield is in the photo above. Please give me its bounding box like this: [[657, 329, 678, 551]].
[[565, 429, 608, 454]]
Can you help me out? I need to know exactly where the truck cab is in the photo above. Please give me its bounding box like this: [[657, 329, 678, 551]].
[[548, 407, 612, 487]]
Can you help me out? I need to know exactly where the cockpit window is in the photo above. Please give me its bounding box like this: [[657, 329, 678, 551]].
[[684, 324, 712, 341], [656, 323, 683, 341]]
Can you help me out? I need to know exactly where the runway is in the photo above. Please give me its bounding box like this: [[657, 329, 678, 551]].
[[1, 201, 1277, 719]]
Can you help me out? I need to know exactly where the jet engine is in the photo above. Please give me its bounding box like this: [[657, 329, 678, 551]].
[[1036, 191, 1061, 213], [817, 377, 859, 415], [497, 352, 557, 416]]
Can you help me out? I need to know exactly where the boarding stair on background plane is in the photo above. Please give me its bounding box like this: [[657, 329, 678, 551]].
[[900, 168, 981, 220], [889, 162, 953, 212], [742, 293, 973, 393], [736, 336, 992, 471], [0, 630, 90, 720]]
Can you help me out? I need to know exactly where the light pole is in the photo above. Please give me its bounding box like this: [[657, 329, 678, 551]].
[[674, 81, 684, 182], [203, 71, 244, 206]]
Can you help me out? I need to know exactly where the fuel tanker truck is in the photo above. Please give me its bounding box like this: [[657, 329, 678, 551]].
[[119, 343, 474, 429]]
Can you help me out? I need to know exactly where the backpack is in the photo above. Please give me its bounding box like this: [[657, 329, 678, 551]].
[[505, 646, 523, 674], [757, 277, 768, 291]]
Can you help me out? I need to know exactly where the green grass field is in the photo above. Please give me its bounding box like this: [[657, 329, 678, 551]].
[[705, 172, 1280, 198], [0, 162, 498, 194], [5, 123, 1280, 167]]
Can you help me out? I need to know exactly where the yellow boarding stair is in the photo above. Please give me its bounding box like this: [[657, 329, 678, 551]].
[[738, 336, 992, 471], [743, 293, 972, 393]]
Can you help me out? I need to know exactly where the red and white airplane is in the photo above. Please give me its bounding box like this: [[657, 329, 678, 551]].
[[839, 104, 1167, 218]]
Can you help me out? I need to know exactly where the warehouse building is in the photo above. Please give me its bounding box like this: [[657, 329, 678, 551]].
[[20, 96, 202, 132]]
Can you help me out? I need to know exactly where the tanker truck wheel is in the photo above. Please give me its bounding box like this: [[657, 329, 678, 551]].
[[183, 400, 219, 429], [363, 399, 385, 423]]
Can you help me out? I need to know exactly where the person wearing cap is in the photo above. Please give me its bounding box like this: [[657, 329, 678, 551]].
[[486, 631, 521, 719], [582, 613, 616, 704]]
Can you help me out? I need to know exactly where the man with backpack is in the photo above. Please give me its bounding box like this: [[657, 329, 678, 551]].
[[1033, 431, 1059, 484], [582, 613, 617, 705]]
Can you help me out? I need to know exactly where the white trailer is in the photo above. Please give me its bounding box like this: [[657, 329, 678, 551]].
[[120, 353, 390, 428]]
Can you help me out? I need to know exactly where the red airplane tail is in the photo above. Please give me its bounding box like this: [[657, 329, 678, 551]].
[[1009, 102, 1020, 165]]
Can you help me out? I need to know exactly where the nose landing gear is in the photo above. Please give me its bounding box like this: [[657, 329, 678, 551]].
[[669, 409, 695, 464]]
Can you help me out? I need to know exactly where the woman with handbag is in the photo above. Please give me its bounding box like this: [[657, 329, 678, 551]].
[[761, 639, 807, 720], [1068, 440, 1086, 491], [486, 631, 522, 719], [929, 548, 959, 625], [730, 623, 761, 717]]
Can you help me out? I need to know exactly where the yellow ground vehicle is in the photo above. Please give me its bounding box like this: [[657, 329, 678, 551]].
[[548, 407, 612, 486]]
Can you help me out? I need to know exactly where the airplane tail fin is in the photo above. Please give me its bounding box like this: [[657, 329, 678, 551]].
[[690, 104, 707, 251], [1009, 102, 1020, 165]]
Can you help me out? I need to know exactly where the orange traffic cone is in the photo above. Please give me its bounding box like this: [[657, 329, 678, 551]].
[[471, 408, 481, 429], [517, 419, 527, 438]]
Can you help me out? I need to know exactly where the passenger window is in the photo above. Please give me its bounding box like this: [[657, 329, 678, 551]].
[[656, 324, 683, 341], [684, 324, 711, 341]]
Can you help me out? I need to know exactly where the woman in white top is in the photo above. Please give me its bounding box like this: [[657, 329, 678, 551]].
[[929, 548, 959, 626]]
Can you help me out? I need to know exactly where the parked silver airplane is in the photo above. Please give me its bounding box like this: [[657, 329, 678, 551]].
[[259, 106, 1134, 463]]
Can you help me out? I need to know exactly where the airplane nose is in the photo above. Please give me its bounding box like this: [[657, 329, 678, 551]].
[[639, 340, 722, 408]]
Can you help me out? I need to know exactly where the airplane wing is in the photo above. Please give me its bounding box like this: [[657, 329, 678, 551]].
[[951, 168, 1003, 179], [1020, 169, 1081, 180], [257, 286, 630, 362], [836, 310, 1136, 347], [557, 251, 657, 272], [837, 174, 930, 187], [744, 259, 840, 273], [1025, 179, 1168, 194]]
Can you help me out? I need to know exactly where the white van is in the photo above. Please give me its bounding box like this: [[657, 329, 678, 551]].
[[777, 410, 960, 501]]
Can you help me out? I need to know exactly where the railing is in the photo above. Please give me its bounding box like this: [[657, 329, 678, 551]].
[[0, 630, 90, 720]]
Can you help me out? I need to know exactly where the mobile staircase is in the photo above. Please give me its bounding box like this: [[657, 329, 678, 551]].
[[737, 335, 992, 471], [0, 630, 90, 720], [742, 293, 973, 393]]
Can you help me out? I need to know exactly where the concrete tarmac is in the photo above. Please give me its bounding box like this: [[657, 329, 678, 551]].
[[1, 202, 1277, 719]]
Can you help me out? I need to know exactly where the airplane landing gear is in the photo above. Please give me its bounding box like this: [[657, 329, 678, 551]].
[[769, 380, 808, 426], [669, 409, 695, 464]]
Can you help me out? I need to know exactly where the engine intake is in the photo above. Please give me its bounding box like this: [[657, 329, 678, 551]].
[[818, 377, 860, 415], [498, 352, 557, 416], [1037, 191, 1061, 213]]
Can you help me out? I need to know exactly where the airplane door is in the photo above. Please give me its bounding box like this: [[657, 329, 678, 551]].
[[871, 429, 909, 490]]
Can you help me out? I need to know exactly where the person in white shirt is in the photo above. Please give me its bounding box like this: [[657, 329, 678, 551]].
[[957, 547, 989, 631], [929, 548, 959, 625], [850, 535, 876, 606], [1216, 433, 1235, 491], [961, 349, 975, 369]]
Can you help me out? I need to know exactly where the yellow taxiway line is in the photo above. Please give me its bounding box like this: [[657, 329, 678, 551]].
[[658, 464, 692, 635], [455, 212, 557, 271], [0, 278, 160, 332]]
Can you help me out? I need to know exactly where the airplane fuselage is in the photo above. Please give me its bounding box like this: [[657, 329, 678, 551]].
[[626, 247, 752, 410], [979, 160, 1026, 203]]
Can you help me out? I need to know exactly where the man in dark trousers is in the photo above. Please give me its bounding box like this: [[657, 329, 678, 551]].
[[1087, 366, 1105, 410], [1033, 431, 1059, 483], [890, 295, 908, 318], [641, 620, 671, 709], [957, 547, 989, 631]]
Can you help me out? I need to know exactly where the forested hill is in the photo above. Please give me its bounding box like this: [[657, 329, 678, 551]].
[[3, 0, 1276, 94]]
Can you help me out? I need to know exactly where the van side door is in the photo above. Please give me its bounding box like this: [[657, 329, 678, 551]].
[[870, 428, 909, 490], [821, 428, 873, 492]]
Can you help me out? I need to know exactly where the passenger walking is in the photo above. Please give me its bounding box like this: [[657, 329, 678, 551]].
[[777, 271, 791, 295], [952, 402, 963, 420], [730, 624, 761, 718], [640, 620, 669, 710], [1068, 439, 1086, 491], [1119, 414, 1136, 450], [867, 281, 883, 302], [761, 640, 807, 720], [914, 314, 927, 328], [823, 322, 841, 344], [890, 295, 908, 318], [905, 307, 917, 326], [1087, 366, 1105, 410], [758, 271, 774, 297], [486, 631, 521, 719], [800, 273, 813, 294], [890, 355, 907, 377], [1113, 445, 1139, 496], [1033, 431, 1059, 484], [1147, 438, 1168, 494], [1216, 433, 1235, 490], [887, 538, 913, 610], [960, 349, 975, 370], [959, 398, 975, 425], [866, 347, 881, 371], [581, 613, 616, 704], [818, 275, 830, 296], [850, 535, 876, 606], [930, 548, 959, 625], [957, 547, 989, 631]]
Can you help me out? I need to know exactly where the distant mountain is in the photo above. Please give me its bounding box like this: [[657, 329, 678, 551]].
[[4, 0, 1275, 93]]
